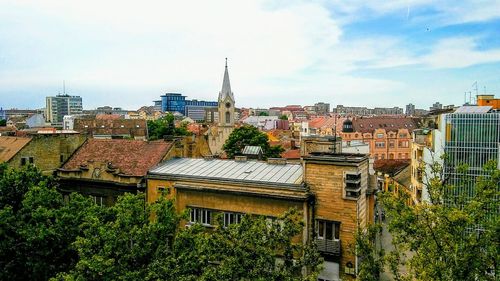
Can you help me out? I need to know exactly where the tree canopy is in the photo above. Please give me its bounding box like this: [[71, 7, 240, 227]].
[[373, 159, 500, 281], [0, 164, 321, 280], [223, 125, 284, 159], [147, 113, 191, 140]]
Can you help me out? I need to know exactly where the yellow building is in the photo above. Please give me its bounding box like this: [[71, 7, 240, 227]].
[[147, 153, 374, 280], [383, 165, 414, 205]]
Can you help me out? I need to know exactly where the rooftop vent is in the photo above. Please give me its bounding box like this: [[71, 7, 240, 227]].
[[203, 155, 214, 161]]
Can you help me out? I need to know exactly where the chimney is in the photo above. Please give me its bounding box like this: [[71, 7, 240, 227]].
[[267, 158, 287, 165], [235, 155, 247, 162]]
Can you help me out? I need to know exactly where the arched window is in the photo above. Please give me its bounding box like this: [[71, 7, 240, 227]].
[[225, 111, 230, 124]]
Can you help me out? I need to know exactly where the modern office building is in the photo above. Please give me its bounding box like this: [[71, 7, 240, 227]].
[[158, 93, 217, 121], [160, 93, 186, 114], [412, 106, 500, 204], [185, 100, 218, 121], [442, 106, 500, 201], [45, 94, 83, 125]]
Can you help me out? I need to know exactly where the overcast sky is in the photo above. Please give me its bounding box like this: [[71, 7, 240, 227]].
[[1, 0, 500, 110]]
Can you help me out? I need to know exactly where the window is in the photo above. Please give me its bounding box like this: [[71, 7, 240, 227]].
[[374, 154, 378, 160], [398, 153, 402, 159], [381, 154, 385, 160], [389, 153, 394, 159], [225, 111, 231, 124], [404, 153, 409, 159], [157, 186, 170, 195], [223, 212, 243, 227], [399, 133, 407, 138], [375, 141, 385, 148], [345, 172, 362, 199], [91, 195, 105, 207], [189, 208, 212, 226], [376, 133, 384, 138], [316, 220, 340, 240], [20, 156, 34, 166], [60, 154, 65, 163], [398, 140, 409, 148], [389, 141, 395, 148]]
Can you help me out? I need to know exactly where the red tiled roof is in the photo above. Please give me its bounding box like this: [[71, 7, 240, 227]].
[[96, 114, 122, 120], [62, 139, 173, 176], [352, 117, 418, 133], [281, 149, 301, 159], [374, 159, 410, 176], [0, 136, 32, 162]]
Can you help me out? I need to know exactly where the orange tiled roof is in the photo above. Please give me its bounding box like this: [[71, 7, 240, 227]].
[[62, 139, 173, 176], [281, 149, 301, 159], [0, 136, 32, 162], [352, 116, 418, 133]]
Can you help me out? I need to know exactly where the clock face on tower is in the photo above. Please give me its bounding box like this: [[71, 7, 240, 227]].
[[225, 102, 231, 108]]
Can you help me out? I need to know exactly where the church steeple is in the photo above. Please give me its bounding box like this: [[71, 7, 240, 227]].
[[218, 58, 235, 127], [219, 58, 234, 102]]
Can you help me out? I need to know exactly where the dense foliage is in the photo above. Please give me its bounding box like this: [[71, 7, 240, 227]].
[[378, 160, 500, 281], [0, 163, 101, 281], [147, 113, 191, 140], [0, 164, 321, 280], [0, 119, 6, 126], [223, 125, 284, 159]]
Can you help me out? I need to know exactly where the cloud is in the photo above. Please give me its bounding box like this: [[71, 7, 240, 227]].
[[421, 37, 500, 68], [0, 0, 499, 110]]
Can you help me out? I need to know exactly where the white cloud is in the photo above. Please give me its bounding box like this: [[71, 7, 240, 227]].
[[0, 0, 499, 110], [421, 37, 500, 68]]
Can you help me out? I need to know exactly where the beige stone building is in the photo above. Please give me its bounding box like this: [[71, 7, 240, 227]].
[[0, 131, 86, 175], [147, 150, 375, 280]]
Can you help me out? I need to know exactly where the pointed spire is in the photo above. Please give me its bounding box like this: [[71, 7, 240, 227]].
[[219, 58, 233, 102]]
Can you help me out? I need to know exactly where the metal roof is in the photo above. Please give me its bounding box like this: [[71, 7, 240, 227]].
[[454, 106, 492, 113], [242, 146, 263, 155], [149, 158, 303, 185]]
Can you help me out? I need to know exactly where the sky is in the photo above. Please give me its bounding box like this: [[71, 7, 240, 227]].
[[0, 0, 500, 110]]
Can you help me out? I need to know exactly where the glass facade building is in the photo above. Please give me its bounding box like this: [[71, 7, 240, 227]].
[[159, 93, 217, 121], [161, 93, 186, 114], [443, 112, 500, 200]]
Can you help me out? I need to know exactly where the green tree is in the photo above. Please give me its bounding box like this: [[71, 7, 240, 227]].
[[0, 165, 99, 281], [0, 119, 6, 126], [380, 160, 500, 281], [147, 113, 191, 140], [146, 208, 323, 281], [223, 125, 284, 159], [354, 223, 385, 281], [279, 115, 288, 120], [258, 111, 269, 116], [56, 193, 181, 280]]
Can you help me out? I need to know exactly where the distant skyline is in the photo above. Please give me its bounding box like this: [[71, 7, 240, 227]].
[[1, 0, 500, 110]]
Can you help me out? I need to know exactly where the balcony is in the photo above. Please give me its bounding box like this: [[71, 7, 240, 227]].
[[316, 239, 341, 256]]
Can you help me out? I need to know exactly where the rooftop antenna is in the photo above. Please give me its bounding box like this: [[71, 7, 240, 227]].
[[63, 80, 66, 95], [472, 81, 478, 97]]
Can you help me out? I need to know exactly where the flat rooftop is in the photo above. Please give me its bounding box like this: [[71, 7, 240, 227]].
[[149, 158, 303, 185]]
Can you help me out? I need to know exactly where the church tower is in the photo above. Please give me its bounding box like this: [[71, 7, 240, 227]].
[[218, 58, 235, 127]]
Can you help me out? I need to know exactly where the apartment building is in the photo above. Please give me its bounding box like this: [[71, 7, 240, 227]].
[[146, 152, 374, 280]]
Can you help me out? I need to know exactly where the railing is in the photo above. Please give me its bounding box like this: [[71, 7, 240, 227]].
[[316, 239, 341, 255]]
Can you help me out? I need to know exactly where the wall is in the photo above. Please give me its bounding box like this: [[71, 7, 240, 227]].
[[304, 158, 369, 279], [9, 134, 86, 175]]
